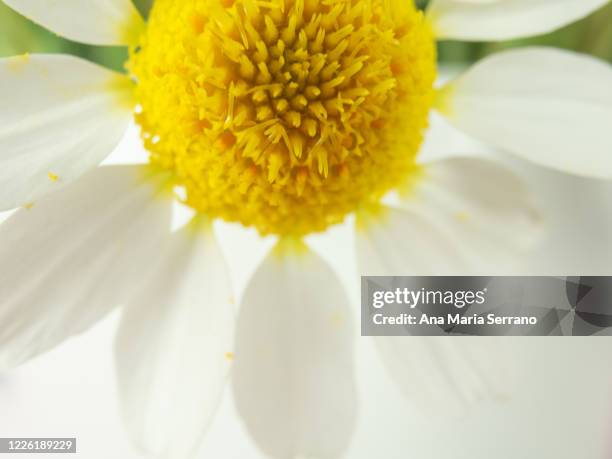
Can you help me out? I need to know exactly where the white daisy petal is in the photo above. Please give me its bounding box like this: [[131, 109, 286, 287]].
[[357, 157, 540, 275], [232, 244, 356, 459], [407, 156, 541, 269], [2, 0, 144, 46], [0, 165, 172, 368], [356, 206, 468, 276], [0, 54, 134, 210], [436, 48, 612, 178], [428, 0, 610, 41], [374, 336, 514, 414], [115, 222, 233, 459], [356, 157, 534, 412]]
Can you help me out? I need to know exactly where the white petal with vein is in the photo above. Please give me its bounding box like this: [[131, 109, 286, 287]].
[[428, 0, 609, 41], [357, 157, 540, 275], [356, 157, 536, 412], [374, 336, 514, 415], [0, 54, 133, 210], [437, 48, 612, 178], [115, 223, 234, 458], [3, 0, 144, 45], [233, 245, 357, 459], [0, 165, 172, 368]]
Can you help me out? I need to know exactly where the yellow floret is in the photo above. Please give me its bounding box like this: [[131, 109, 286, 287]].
[[130, 0, 436, 236]]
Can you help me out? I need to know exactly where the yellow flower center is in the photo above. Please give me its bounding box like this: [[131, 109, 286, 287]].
[[130, 0, 436, 236]]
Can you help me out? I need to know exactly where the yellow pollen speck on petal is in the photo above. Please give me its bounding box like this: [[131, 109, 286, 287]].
[[7, 53, 30, 73], [330, 311, 346, 327], [130, 0, 436, 236], [47, 172, 60, 182], [225, 352, 235, 361], [23, 202, 35, 210], [455, 211, 470, 222]]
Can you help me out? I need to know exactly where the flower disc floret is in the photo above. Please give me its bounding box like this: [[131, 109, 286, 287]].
[[130, 0, 436, 236]]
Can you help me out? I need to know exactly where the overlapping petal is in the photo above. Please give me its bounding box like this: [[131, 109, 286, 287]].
[[2, 0, 144, 45], [357, 157, 540, 274], [0, 54, 134, 210], [115, 221, 234, 458], [428, 0, 610, 41], [0, 165, 172, 368], [355, 157, 536, 411], [374, 336, 514, 414], [436, 48, 612, 178]]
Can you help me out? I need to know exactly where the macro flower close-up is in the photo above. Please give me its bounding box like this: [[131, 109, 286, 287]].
[[1, 0, 612, 458]]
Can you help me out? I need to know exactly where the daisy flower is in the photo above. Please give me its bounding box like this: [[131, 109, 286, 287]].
[[1, 0, 612, 457]]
